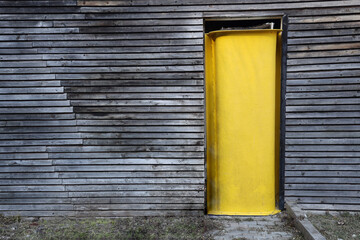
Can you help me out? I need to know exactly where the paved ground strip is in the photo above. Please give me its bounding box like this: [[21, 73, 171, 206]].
[[211, 213, 296, 240]]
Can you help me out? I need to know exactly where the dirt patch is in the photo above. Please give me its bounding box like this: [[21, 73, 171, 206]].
[[0, 215, 224, 240], [308, 212, 360, 240]]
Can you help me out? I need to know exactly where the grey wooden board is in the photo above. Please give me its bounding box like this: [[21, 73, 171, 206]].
[[285, 157, 360, 164], [285, 185, 360, 191], [285, 171, 360, 177], [286, 197, 360, 205], [0, 139, 83, 146], [58, 172, 204, 178], [298, 204, 360, 212], [33, 39, 203, 47], [53, 158, 203, 165], [286, 178, 360, 184]]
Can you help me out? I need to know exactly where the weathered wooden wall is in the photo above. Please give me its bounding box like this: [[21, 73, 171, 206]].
[[0, 0, 359, 216]]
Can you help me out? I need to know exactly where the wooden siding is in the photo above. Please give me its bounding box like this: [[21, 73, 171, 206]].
[[0, 0, 359, 216]]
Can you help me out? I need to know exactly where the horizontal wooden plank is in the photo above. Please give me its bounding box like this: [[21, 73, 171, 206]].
[[0, 14, 85, 20], [0, 133, 81, 140], [286, 158, 360, 164], [1, 210, 203, 217], [0, 186, 65, 192], [78, 25, 203, 33], [47, 59, 203, 67], [286, 197, 360, 205], [57, 71, 203, 79], [289, 42, 360, 52], [48, 145, 204, 152], [54, 165, 204, 172], [49, 65, 203, 74], [81, 132, 203, 138], [286, 125, 360, 132], [286, 171, 360, 178], [65, 86, 203, 93], [0, 114, 75, 120], [0, 0, 76, 6], [288, 49, 360, 59], [298, 204, 360, 212], [73, 106, 203, 113], [0, 101, 70, 107], [0, 94, 67, 101], [289, 14, 360, 23], [0, 74, 55, 80], [78, 0, 332, 6], [59, 171, 204, 178], [34, 39, 203, 48], [62, 178, 204, 184], [0, 20, 53, 27], [288, 35, 360, 45], [68, 93, 203, 100], [287, 98, 360, 106], [286, 91, 360, 99], [0, 87, 63, 94], [286, 165, 360, 171], [0, 173, 59, 179], [289, 21, 360, 31], [288, 57, 360, 66], [54, 158, 202, 165], [0, 197, 202, 204], [53, 18, 202, 27], [68, 191, 203, 198], [286, 131, 360, 138], [43, 52, 203, 60], [286, 119, 360, 126], [74, 203, 203, 211], [288, 70, 360, 79], [0, 42, 32, 49], [286, 152, 360, 157], [0, 166, 54, 172], [0, 126, 77, 133], [76, 119, 203, 126], [285, 190, 360, 197], [77, 126, 204, 132], [0, 107, 73, 114], [71, 99, 204, 106], [3, 120, 76, 127], [0, 146, 46, 153], [0, 153, 49, 160], [286, 178, 360, 184], [286, 139, 360, 145], [288, 63, 360, 72], [83, 139, 203, 146], [286, 184, 360, 191], [0, 27, 79, 34], [0, 205, 73, 211], [49, 152, 204, 159], [0, 81, 61, 87], [78, 1, 360, 13], [286, 105, 360, 113], [61, 79, 203, 86], [0, 160, 53, 166], [66, 184, 203, 192], [0, 192, 68, 198], [0, 139, 83, 146]]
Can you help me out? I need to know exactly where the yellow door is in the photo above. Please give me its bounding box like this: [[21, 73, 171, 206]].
[[205, 30, 281, 215]]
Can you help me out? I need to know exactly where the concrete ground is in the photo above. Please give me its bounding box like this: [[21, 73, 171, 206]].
[[210, 212, 301, 240]]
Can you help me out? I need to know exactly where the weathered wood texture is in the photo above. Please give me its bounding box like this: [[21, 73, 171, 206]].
[[1, 0, 360, 216]]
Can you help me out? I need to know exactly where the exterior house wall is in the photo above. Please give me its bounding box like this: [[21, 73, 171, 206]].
[[0, 0, 359, 216]]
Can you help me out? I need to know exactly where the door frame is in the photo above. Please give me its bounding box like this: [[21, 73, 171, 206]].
[[202, 14, 288, 212]]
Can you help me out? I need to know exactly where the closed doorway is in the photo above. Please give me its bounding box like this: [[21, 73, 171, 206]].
[[205, 18, 283, 215]]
